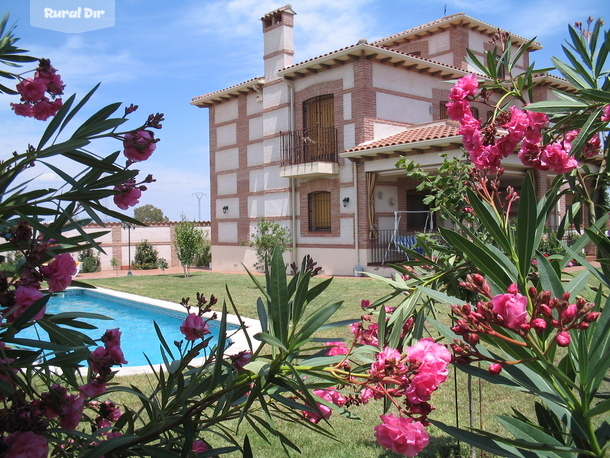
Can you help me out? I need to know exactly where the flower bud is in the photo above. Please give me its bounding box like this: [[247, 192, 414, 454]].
[[539, 304, 552, 317], [488, 363, 503, 375], [531, 318, 547, 333], [579, 322, 589, 330], [584, 311, 600, 322], [561, 304, 578, 325], [556, 331, 571, 347], [465, 332, 479, 346], [507, 283, 519, 294]]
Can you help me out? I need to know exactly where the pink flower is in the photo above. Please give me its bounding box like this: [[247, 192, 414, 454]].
[[371, 347, 405, 379], [406, 338, 451, 384], [80, 379, 107, 397], [540, 142, 578, 173], [230, 350, 252, 372], [4, 286, 45, 323], [374, 414, 429, 457], [41, 253, 77, 292], [59, 393, 85, 430], [446, 99, 472, 121], [325, 341, 349, 356], [4, 430, 49, 458], [10, 102, 34, 117], [16, 78, 47, 102], [101, 328, 122, 348], [180, 313, 211, 341], [406, 371, 441, 404], [602, 105, 610, 122], [123, 130, 157, 162], [491, 287, 529, 330], [469, 145, 502, 172], [113, 181, 142, 210], [32, 98, 62, 121], [449, 74, 478, 101], [561, 304, 578, 324], [557, 331, 571, 347], [192, 441, 208, 453]]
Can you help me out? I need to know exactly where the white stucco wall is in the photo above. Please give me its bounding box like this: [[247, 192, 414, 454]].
[[262, 106, 291, 137], [376, 93, 432, 124], [247, 142, 264, 167], [249, 167, 289, 192], [249, 116, 263, 141], [214, 99, 238, 123], [373, 122, 408, 140], [217, 172, 237, 195], [373, 66, 433, 99], [216, 123, 237, 147], [217, 221, 238, 243], [428, 33, 450, 53], [247, 92, 263, 116], [248, 192, 291, 218], [215, 148, 239, 172]]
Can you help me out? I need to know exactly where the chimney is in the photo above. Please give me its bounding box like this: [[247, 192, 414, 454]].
[[261, 5, 295, 82]]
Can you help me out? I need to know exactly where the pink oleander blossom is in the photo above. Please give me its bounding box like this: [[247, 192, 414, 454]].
[[16, 78, 47, 102], [230, 350, 252, 372], [31, 98, 62, 121], [446, 99, 472, 121], [406, 371, 442, 404], [123, 130, 157, 162], [113, 181, 142, 210], [192, 441, 209, 453], [491, 286, 529, 330], [180, 313, 211, 341], [4, 286, 45, 323], [602, 105, 610, 122], [540, 142, 578, 174], [80, 379, 107, 397], [4, 431, 49, 458], [41, 253, 77, 292], [101, 328, 122, 348], [325, 341, 349, 356], [371, 347, 406, 379], [449, 74, 479, 101], [374, 414, 429, 457], [10, 102, 34, 117], [407, 338, 451, 384]]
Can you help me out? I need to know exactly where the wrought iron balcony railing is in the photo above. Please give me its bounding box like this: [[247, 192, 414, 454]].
[[280, 127, 338, 166]]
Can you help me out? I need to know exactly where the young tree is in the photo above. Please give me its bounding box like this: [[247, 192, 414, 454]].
[[133, 204, 169, 222], [250, 218, 292, 271], [132, 240, 159, 269], [174, 216, 204, 277]]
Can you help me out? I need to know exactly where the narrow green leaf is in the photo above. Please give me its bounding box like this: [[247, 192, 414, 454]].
[[293, 302, 341, 347], [253, 332, 289, 352], [516, 172, 539, 282], [535, 253, 564, 298], [266, 246, 289, 345]]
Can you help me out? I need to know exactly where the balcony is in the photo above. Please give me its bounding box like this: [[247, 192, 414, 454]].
[[279, 127, 339, 178]]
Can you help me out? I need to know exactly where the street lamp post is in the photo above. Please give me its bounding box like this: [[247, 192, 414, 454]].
[[122, 222, 137, 275]]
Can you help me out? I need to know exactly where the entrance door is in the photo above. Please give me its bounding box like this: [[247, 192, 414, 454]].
[[303, 95, 334, 161]]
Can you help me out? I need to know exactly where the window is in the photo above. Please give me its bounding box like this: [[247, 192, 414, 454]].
[[439, 101, 448, 119], [308, 191, 331, 231], [406, 191, 432, 230], [303, 95, 335, 161]]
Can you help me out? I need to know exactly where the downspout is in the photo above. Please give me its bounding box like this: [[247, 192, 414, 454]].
[[286, 78, 297, 265], [353, 161, 360, 266]]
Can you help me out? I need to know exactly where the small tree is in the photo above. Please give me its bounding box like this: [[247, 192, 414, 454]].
[[132, 240, 158, 270], [157, 258, 168, 273], [174, 217, 204, 277], [250, 218, 292, 271], [110, 257, 120, 276], [133, 204, 169, 222]]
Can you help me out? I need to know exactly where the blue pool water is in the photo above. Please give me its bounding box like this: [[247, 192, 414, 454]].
[[18, 289, 235, 367]]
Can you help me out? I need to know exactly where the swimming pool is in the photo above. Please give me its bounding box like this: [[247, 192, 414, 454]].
[[18, 287, 260, 373]]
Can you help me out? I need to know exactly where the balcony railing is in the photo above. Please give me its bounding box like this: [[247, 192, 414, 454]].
[[280, 127, 338, 166]]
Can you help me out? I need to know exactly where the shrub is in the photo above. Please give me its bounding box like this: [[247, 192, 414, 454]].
[[250, 218, 292, 271], [78, 249, 100, 273], [132, 240, 158, 270]]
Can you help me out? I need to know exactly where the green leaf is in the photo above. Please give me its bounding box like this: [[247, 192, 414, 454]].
[[467, 188, 513, 254], [254, 332, 289, 352], [293, 301, 341, 347], [497, 415, 573, 457], [266, 246, 289, 345], [536, 253, 564, 298], [516, 172, 539, 282]]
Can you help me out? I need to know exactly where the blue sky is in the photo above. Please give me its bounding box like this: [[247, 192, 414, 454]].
[[1, 0, 608, 222]]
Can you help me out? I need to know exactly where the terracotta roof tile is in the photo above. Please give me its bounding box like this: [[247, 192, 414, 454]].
[[347, 120, 461, 152]]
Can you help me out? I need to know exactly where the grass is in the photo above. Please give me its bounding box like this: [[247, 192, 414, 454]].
[[82, 271, 531, 457]]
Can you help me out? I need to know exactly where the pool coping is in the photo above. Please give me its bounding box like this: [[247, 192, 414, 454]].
[[69, 286, 262, 376]]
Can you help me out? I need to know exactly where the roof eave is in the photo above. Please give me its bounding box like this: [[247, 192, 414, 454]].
[[340, 135, 463, 159], [191, 78, 265, 107]]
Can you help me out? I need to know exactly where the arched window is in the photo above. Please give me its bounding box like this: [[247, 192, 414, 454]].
[[308, 191, 331, 231]]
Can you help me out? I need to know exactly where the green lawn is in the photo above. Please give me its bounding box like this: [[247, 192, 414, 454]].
[[82, 271, 525, 457]]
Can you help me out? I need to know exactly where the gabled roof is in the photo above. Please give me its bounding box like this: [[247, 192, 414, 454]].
[[278, 42, 468, 81], [341, 120, 462, 160], [191, 77, 265, 107], [373, 13, 542, 51]]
